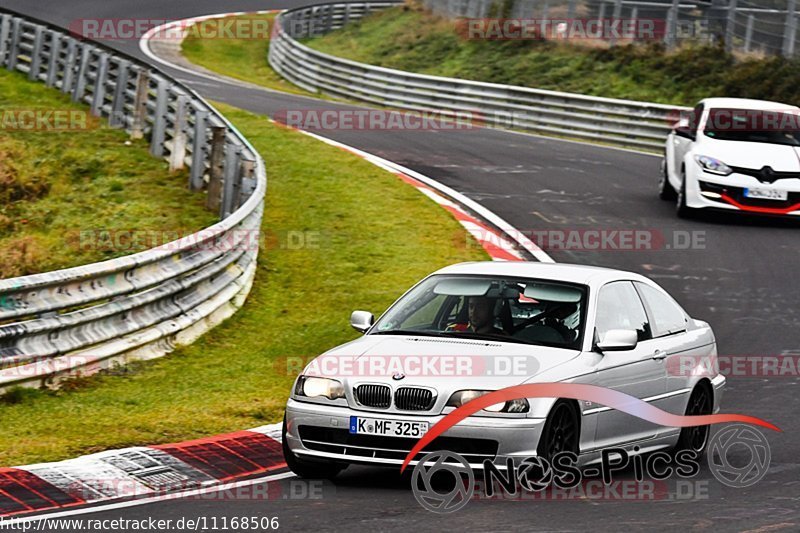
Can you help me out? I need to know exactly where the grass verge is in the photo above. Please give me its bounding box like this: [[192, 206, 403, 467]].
[[181, 14, 312, 96], [0, 69, 216, 278], [0, 102, 487, 466], [304, 3, 800, 106]]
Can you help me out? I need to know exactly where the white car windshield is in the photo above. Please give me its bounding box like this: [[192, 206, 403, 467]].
[[371, 275, 587, 349], [703, 108, 800, 147]]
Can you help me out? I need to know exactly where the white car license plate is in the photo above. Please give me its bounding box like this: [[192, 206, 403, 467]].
[[744, 187, 788, 201], [349, 416, 428, 438]]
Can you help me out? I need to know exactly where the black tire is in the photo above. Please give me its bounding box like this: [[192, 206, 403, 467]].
[[659, 158, 677, 201], [674, 384, 712, 455], [537, 400, 579, 462], [282, 416, 346, 479], [676, 168, 693, 218]]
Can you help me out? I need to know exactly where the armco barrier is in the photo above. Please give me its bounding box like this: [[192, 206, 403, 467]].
[[269, 1, 690, 150], [0, 10, 266, 393]]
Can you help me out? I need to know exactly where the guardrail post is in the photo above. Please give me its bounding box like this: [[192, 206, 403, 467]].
[[0, 15, 10, 68], [206, 126, 227, 212], [130, 69, 149, 139], [239, 158, 256, 208], [324, 4, 333, 35], [567, 0, 577, 19], [150, 78, 168, 156], [665, 4, 676, 48], [61, 40, 77, 93], [109, 59, 129, 128], [725, 0, 737, 52], [783, 0, 797, 56], [7, 18, 20, 71], [597, 2, 606, 32], [744, 13, 754, 52], [90, 52, 109, 116], [190, 108, 209, 190], [343, 3, 351, 26], [29, 26, 44, 81], [221, 144, 243, 218], [45, 30, 60, 87], [169, 93, 189, 171], [610, 0, 623, 46], [72, 45, 91, 102]]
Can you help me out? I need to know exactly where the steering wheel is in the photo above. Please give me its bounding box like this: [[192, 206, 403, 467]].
[[510, 306, 563, 334]]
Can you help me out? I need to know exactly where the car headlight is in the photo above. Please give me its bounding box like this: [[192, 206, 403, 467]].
[[295, 376, 345, 400], [694, 155, 732, 176], [446, 390, 529, 413]]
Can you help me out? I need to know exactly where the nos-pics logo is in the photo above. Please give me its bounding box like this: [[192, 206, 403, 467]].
[[411, 424, 771, 513]]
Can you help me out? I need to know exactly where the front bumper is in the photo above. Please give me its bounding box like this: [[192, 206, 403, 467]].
[[284, 398, 547, 469], [685, 168, 800, 215]]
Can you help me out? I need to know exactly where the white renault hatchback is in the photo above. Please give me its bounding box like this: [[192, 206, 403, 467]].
[[662, 97, 800, 217], [282, 262, 725, 478]]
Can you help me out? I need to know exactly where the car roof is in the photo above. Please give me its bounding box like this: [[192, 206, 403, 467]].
[[432, 261, 648, 287], [699, 97, 799, 111]]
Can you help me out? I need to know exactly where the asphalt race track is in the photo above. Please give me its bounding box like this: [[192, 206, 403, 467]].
[[1, 1, 798, 530]]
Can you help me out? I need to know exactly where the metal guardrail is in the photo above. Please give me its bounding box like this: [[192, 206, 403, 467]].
[[0, 10, 266, 393], [269, 1, 690, 150]]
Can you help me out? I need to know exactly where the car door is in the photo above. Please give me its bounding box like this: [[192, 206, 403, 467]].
[[590, 281, 667, 450], [633, 282, 698, 433]]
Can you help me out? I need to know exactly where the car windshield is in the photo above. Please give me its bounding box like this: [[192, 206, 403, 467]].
[[371, 275, 587, 349], [703, 108, 800, 146]]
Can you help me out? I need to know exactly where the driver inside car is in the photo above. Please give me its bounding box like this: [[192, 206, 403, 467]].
[[447, 296, 506, 335]]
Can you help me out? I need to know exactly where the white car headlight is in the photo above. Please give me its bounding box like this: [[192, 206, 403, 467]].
[[295, 376, 345, 400], [446, 390, 529, 413], [694, 155, 732, 176]]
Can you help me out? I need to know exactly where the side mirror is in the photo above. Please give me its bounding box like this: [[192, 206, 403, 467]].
[[597, 329, 638, 352], [350, 310, 374, 333], [673, 117, 696, 140]]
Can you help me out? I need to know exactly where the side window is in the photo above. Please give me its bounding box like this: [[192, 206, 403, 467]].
[[596, 282, 651, 342], [634, 283, 687, 337]]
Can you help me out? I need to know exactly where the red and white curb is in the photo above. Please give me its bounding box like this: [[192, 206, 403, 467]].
[[0, 424, 284, 518]]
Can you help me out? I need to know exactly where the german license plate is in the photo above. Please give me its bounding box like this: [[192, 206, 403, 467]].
[[744, 187, 788, 201], [349, 416, 428, 438]]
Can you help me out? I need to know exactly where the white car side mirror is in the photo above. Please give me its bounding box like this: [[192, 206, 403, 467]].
[[350, 310, 374, 333], [597, 329, 638, 352]]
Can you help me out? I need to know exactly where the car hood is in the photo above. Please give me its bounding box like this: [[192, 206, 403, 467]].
[[699, 137, 800, 171], [307, 334, 581, 391]]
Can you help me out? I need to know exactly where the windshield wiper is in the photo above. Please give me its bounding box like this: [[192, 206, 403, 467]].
[[439, 330, 547, 346]]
